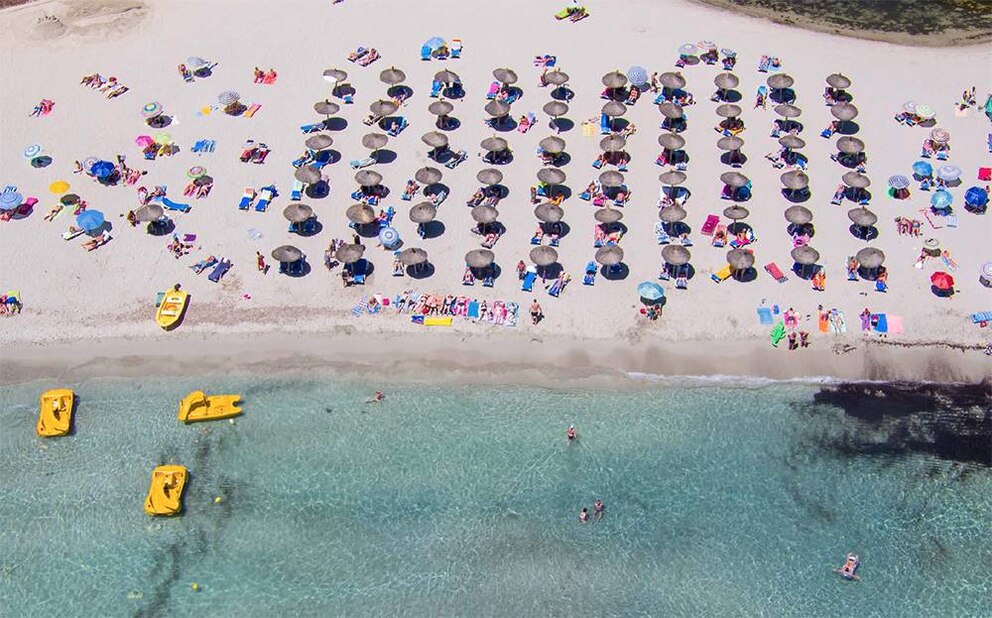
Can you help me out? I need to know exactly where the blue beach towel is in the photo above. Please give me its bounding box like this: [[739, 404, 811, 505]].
[[467, 301, 480, 319], [872, 313, 888, 333], [757, 307, 773, 325]]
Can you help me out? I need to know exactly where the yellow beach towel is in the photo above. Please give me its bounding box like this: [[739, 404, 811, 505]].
[[423, 316, 452, 327]]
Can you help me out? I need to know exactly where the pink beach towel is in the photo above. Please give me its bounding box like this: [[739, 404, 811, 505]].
[[886, 315, 904, 334]]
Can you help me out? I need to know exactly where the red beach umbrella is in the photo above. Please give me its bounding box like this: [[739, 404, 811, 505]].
[[930, 271, 954, 290]]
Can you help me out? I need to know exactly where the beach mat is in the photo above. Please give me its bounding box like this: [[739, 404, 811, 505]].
[[757, 306, 773, 325], [886, 315, 904, 334], [424, 316, 452, 327], [818, 312, 830, 333]]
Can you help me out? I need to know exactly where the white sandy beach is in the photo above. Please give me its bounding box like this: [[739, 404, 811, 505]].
[[0, 0, 990, 383]]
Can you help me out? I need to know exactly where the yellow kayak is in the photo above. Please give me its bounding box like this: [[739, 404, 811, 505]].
[[144, 465, 188, 516], [37, 388, 75, 437], [156, 289, 189, 330], [178, 391, 243, 423]]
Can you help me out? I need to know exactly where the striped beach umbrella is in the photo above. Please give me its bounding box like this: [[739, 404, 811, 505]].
[[23, 144, 41, 159], [218, 91, 240, 106], [141, 102, 163, 118], [0, 192, 23, 211]]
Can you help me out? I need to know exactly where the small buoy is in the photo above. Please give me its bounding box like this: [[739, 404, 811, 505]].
[[214, 496, 223, 504], [228, 419, 236, 425], [191, 582, 200, 592]]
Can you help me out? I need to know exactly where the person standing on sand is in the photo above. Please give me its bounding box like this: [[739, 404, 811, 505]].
[[256, 251, 266, 273], [530, 299, 543, 325]]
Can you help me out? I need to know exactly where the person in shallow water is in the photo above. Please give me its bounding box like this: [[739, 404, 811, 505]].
[[594, 500, 605, 520], [366, 391, 385, 403], [566, 425, 577, 441], [579, 507, 588, 524]]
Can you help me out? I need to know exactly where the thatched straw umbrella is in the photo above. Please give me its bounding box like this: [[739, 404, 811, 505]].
[[282, 203, 313, 223], [434, 69, 459, 84], [600, 135, 627, 152], [848, 207, 878, 228], [715, 104, 742, 119], [305, 134, 333, 150], [602, 101, 627, 117], [546, 69, 569, 85], [779, 135, 806, 150], [842, 171, 871, 189], [716, 136, 744, 151], [465, 249, 495, 268], [409, 202, 437, 223], [539, 136, 566, 154], [594, 207, 623, 224], [398, 247, 428, 266], [538, 168, 566, 185], [595, 245, 624, 266], [598, 170, 624, 188], [492, 67, 518, 85], [784, 205, 813, 226], [658, 133, 686, 151], [529, 246, 558, 267], [722, 205, 750, 221], [313, 100, 340, 116], [322, 68, 347, 83], [354, 170, 382, 188], [774, 104, 802, 118], [658, 101, 684, 119], [271, 245, 303, 263], [601, 70, 627, 89], [485, 100, 511, 118], [477, 168, 503, 186], [543, 101, 569, 117], [831, 103, 859, 121], [767, 73, 794, 90], [294, 166, 321, 184], [369, 99, 398, 117], [335, 243, 365, 264], [826, 73, 851, 89], [727, 248, 754, 272], [659, 205, 687, 223], [415, 166, 443, 185], [534, 203, 564, 223], [780, 170, 810, 190], [659, 170, 687, 186], [836, 136, 865, 154], [428, 100, 454, 116], [659, 71, 686, 89], [856, 247, 885, 268], [346, 203, 376, 224], [714, 72, 739, 90], [379, 66, 406, 86], [471, 205, 499, 224], [421, 131, 449, 149], [720, 171, 749, 188], [662, 244, 691, 266], [481, 136, 508, 152]]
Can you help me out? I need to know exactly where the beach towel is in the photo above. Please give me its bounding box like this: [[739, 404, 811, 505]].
[[770, 322, 786, 347], [871, 313, 888, 333], [424, 316, 453, 326], [886, 315, 904, 334], [757, 307, 773, 326], [818, 312, 830, 333], [971, 311, 992, 324], [467, 300, 480, 319], [582, 122, 596, 137], [829, 310, 847, 334], [352, 295, 368, 317], [505, 302, 519, 327]]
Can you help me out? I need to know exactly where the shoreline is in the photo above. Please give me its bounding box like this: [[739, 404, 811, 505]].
[[2, 329, 989, 387], [691, 0, 992, 47]]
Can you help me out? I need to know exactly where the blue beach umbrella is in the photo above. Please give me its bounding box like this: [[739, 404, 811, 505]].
[[76, 209, 105, 231], [965, 186, 988, 208], [627, 66, 648, 88], [23, 144, 42, 159], [424, 36, 445, 51], [930, 190, 952, 209], [911, 160, 932, 178], [378, 226, 400, 248], [0, 192, 24, 211], [637, 281, 665, 301], [90, 160, 115, 179]]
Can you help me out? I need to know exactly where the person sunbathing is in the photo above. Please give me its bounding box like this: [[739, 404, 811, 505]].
[[82, 232, 111, 251], [404, 180, 420, 199], [467, 189, 484, 207], [44, 204, 63, 221]]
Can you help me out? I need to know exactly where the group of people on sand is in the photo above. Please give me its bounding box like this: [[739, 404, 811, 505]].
[[0, 293, 23, 316], [252, 67, 278, 84], [29, 98, 55, 117], [79, 74, 129, 99]]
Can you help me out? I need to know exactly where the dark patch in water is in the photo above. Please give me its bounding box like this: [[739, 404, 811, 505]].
[[812, 381, 992, 466], [136, 540, 183, 618]]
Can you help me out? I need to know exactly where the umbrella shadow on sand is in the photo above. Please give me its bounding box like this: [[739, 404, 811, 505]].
[[551, 118, 574, 133], [305, 181, 330, 199], [732, 267, 758, 283], [836, 120, 860, 135], [322, 117, 348, 131], [601, 263, 629, 281], [371, 150, 397, 164], [293, 220, 323, 237], [437, 117, 461, 131], [407, 263, 435, 279], [354, 223, 383, 239], [419, 220, 445, 239]]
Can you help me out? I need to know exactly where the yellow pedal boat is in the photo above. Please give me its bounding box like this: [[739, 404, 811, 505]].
[[37, 388, 75, 437], [178, 391, 243, 423], [144, 465, 188, 516], [156, 289, 189, 330]]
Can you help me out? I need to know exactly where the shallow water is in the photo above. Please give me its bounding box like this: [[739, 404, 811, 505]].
[[697, 0, 992, 45], [1, 377, 990, 616]]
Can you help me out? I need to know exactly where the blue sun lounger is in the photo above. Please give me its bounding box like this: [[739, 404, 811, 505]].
[[208, 258, 231, 283], [160, 197, 191, 213], [255, 185, 275, 212], [970, 311, 992, 324], [521, 268, 537, 292], [429, 80, 443, 98]]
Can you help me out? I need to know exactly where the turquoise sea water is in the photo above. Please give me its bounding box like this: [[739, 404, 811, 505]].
[[1, 377, 990, 616]]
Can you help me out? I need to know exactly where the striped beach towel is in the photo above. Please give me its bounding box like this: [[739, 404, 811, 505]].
[[352, 295, 368, 317]]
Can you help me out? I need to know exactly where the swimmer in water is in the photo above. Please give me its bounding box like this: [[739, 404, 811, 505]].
[[365, 391, 385, 404], [566, 425, 577, 441], [579, 507, 588, 524], [594, 500, 605, 521]]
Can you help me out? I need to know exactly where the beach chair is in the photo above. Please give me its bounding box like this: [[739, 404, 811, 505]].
[[445, 150, 468, 169], [582, 261, 597, 285], [600, 113, 611, 135], [450, 39, 463, 58], [711, 264, 732, 283], [421, 45, 432, 61], [970, 311, 992, 325], [429, 80, 443, 98], [700, 214, 719, 235], [290, 180, 304, 201], [386, 117, 408, 136], [255, 186, 275, 212], [161, 197, 191, 213], [238, 188, 256, 211], [350, 157, 375, 169], [208, 259, 231, 283], [300, 123, 323, 134], [358, 50, 379, 66], [244, 103, 261, 118], [764, 262, 788, 283], [521, 268, 537, 292]]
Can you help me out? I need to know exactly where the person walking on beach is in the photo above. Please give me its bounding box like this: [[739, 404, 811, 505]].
[[256, 251, 267, 273], [530, 299, 543, 325]]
